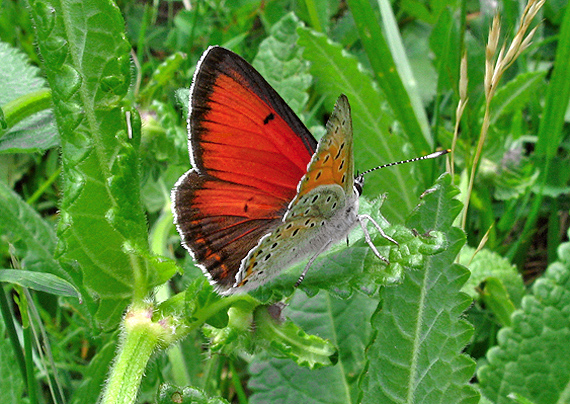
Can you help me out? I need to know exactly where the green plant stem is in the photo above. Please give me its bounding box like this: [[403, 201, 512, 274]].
[[26, 167, 61, 206], [129, 253, 148, 305], [461, 96, 491, 230], [229, 360, 248, 404], [157, 291, 259, 342], [101, 307, 163, 404], [478, 185, 496, 248], [187, 0, 199, 57], [23, 325, 38, 403], [101, 294, 256, 404], [0, 89, 52, 135], [166, 343, 192, 388], [149, 189, 174, 257], [547, 199, 560, 265]]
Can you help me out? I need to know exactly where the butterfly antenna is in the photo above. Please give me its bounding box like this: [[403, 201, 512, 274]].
[[357, 149, 450, 180]]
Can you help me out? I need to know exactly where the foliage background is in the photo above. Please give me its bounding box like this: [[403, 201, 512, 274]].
[[0, 0, 569, 403]]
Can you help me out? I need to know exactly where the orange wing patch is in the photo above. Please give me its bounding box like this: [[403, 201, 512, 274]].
[[296, 94, 354, 199]]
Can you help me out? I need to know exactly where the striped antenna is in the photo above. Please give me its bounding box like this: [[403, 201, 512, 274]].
[[358, 149, 450, 178]]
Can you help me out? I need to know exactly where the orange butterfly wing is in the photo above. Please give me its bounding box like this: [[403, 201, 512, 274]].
[[292, 94, 354, 203]]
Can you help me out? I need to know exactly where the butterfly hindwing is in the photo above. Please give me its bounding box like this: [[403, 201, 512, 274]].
[[234, 185, 347, 291], [293, 94, 354, 202]]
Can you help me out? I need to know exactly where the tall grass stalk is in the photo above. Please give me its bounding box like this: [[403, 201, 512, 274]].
[[460, 0, 545, 230]]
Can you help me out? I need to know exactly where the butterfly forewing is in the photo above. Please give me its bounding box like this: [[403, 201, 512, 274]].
[[173, 46, 318, 293]]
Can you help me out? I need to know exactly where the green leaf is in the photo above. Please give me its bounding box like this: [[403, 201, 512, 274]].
[[492, 156, 539, 201], [254, 304, 338, 369], [429, 7, 461, 96], [0, 269, 80, 298], [140, 52, 187, 100], [182, 278, 228, 329], [0, 180, 69, 281], [361, 174, 479, 404], [297, 27, 432, 222], [534, 4, 570, 161], [190, 287, 331, 371], [140, 99, 188, 186], [375, 0, 433, 142], [478, 230, 570, 404], [202, 299, 258, 354], [346, 0, 432, 153], [400, 0, 435, 24], [253, 12, 311, 116], [0, 41, 58, 153], [402, 22, 438, 105], [27, 0, 163, 329], [157, 383, 230, 404], [0, 315, 25, 403], [174, 89, 189, 117], [460, 246, 525, 308], [489, 71, 548, 126], [481, 277, 517, 327], [248, 291, 378, 404]]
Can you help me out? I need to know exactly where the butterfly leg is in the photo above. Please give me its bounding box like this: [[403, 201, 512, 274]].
[[294, 239, 333, 288], [357, 214, 397, 265]]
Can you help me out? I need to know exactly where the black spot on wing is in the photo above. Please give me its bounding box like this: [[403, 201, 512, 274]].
[[263, 112, 275, 125]]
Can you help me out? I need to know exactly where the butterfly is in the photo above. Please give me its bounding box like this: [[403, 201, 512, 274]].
[[172, 46, 448, 295]]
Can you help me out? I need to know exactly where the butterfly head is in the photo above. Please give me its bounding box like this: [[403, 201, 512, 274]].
[[354, 174, 365, 196]]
